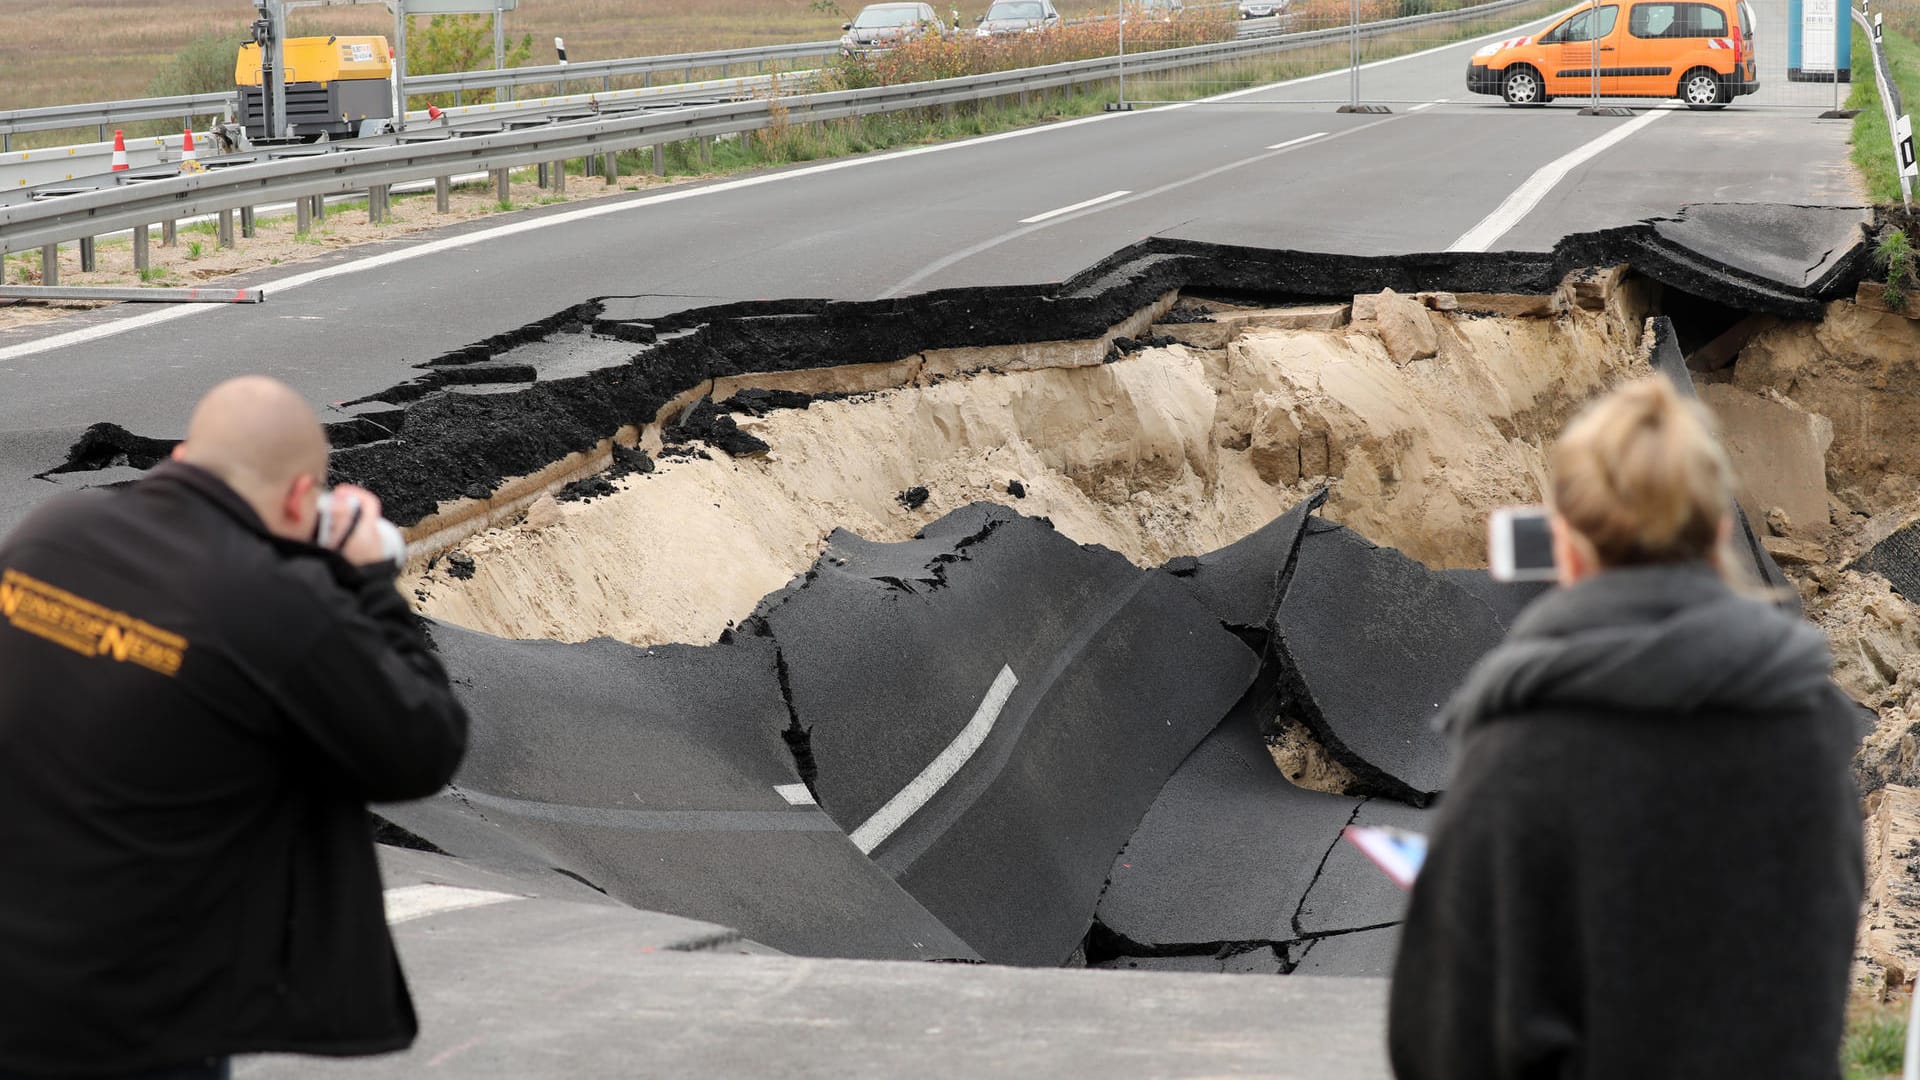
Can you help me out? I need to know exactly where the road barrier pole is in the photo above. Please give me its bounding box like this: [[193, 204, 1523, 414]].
[[436, 175, 452, 212], [369, 185, 389, 224], [494, 167, 510, 203], [1350, 0, 1361, 108], [603, 152, 618, 185], [312, 194, 326, 224], [654, 143, 666, 175], [79, 237, 95, 274], [162, 220, 177, 248], [133, 225, 149, 274], [217, 210, 235, 249], [296, 197, 312, 235], [240, 207, 255, 239], [41, 245, 57, 287]]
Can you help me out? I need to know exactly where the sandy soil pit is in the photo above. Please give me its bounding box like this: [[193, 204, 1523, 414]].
[[411, 291, 1650, 647]]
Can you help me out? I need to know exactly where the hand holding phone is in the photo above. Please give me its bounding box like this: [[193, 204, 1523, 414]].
[[1488, 506, 1558, 583]]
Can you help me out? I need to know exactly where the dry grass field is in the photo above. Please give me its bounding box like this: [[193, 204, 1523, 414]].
[[0, 0, 1119, 112]]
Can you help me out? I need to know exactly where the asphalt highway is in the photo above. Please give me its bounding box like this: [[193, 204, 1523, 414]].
[[0, 0, 1860, 510]]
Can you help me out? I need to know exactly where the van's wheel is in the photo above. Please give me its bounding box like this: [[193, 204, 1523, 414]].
[[1680, 68, 1727, 108], [1502, 65, 1546, 106]]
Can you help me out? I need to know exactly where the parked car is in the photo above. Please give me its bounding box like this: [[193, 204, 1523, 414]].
[[1465, 0, 1757, 107], [841, 2, 948, 56], [1238, 0, 1286, 17], [1136, 0, 1184, 15], [975, 0, 1063, 36]]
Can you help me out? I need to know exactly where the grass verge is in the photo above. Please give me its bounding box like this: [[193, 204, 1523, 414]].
[[1844, 1003, 1906, 1080], [1850, 13, 1920, 205]]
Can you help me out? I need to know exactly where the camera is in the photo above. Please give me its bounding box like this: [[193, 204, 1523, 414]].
[[315, 493, 408, 565]]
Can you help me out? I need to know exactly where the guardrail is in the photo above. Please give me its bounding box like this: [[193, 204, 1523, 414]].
[[0, 0, 1542, 262], [0, 93, 233, 151], [0, 7, 1312, 150], [1853, 4, 1916, 209], [407, 40, 837, 101]]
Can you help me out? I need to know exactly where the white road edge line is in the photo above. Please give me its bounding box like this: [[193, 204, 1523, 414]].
[[0, 4, 1581, 365], [1265, 131, 1329, 150], [1020, 190, 1132, 224], [1408, 98, 1449, 111], [1447, 103, 1676, 252], [849, 665, 1019, 855], [383, 884, 522, 926], [774, 782, 817, 806]]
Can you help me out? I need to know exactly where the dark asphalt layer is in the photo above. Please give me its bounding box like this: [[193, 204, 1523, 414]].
[[1276, 520, 1507, 803]]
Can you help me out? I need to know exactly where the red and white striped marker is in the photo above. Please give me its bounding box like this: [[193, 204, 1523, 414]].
[[110, 130, 129, 172], [180, 128, 198, 164]]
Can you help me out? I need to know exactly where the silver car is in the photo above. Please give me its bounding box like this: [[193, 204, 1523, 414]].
[[841, 3, 947, 56], [975, 0, 1063, 36], [1238, 0, 1286, 15]]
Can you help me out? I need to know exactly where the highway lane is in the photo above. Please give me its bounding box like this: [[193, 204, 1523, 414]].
[[0, 0, 1861, 512]]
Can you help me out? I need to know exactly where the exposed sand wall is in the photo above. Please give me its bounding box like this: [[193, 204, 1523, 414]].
[[414, 297, 1649, 647]]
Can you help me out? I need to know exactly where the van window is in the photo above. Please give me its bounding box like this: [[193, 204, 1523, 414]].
[[1629, 2, 1730, 38], [1737, 0, 1756, 36], [1543, 5, 1619, 42]]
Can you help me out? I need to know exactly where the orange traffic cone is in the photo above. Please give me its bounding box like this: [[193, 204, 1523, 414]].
[[180, 128, 197, 164], [426, 104, 444, 122], [110, 130, 129, 171]]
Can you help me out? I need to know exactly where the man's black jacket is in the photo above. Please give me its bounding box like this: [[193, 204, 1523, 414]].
[[0, 462, 469, 1076], [1388, 564, 1864, 1080]]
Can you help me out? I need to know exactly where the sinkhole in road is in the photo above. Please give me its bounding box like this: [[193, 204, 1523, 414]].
[[54, 221, 1920, 973]]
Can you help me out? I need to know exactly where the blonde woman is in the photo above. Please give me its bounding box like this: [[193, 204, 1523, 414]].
[[1388, 375, 1864, 1080]]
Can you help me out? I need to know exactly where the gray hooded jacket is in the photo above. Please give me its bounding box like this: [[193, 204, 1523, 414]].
[[1390, 563, 1864, 1080]]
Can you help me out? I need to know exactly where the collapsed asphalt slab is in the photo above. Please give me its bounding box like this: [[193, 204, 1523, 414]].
[[1272, 519, 1506, 806], [1090, 714, 1363, 959], [1646, 315, 1798, 602], [383, 622, 979, 962], [751, 503, 1260, 966]]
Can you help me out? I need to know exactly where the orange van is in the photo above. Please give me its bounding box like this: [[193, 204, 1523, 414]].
[[1466, 0, 1758, 107]]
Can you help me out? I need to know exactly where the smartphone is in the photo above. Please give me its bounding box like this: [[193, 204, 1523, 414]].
[[1343, 825, 1428, 890], [1488, 506, 1558, 583]]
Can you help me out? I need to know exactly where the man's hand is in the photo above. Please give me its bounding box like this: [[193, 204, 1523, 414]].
[[325, 485, 392, 567]]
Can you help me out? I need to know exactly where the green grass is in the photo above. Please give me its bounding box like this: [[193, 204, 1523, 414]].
[[1849, 20, 1920, 204], [1844, 1007, 1906, 1080]]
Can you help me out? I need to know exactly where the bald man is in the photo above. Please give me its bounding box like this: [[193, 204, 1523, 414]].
[[0, 377, 468, 1080]]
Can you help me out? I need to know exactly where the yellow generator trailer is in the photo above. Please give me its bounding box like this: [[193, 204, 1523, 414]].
[[236, 36, 394, 140]]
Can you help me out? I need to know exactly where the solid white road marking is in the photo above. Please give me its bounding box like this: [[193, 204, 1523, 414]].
[[849, 665, 1019, 855], [383, 884, 522, 925], [1020, 190, 1132, 224], [774, 783, 817, 806], [1408, 98, 1449, 112], [1265, 131, 1329, 150], [1448, 104, 1676, 252]]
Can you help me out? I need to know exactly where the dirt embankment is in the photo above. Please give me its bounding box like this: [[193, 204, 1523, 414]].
[[412, 285, 1650, 646]]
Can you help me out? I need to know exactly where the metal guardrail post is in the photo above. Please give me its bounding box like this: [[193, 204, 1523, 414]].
[[240, 207, 255, 240], [312, 194, 326, 224], [133, 224, 149, 274], [494, 168, 510, 204], [553, 160, 567, 192], [79, 237, 95, 273], [603, 152, 619, 185], [40, 245, 56, 287], [296, 197, 312, 235], [162, 220, 177, 248], [369, 185, 390, 224], [217, 209, 235, 249], [1854, 5, 1916, 209], [436, 176, 452, 212], [654, 143, 666, 175]]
